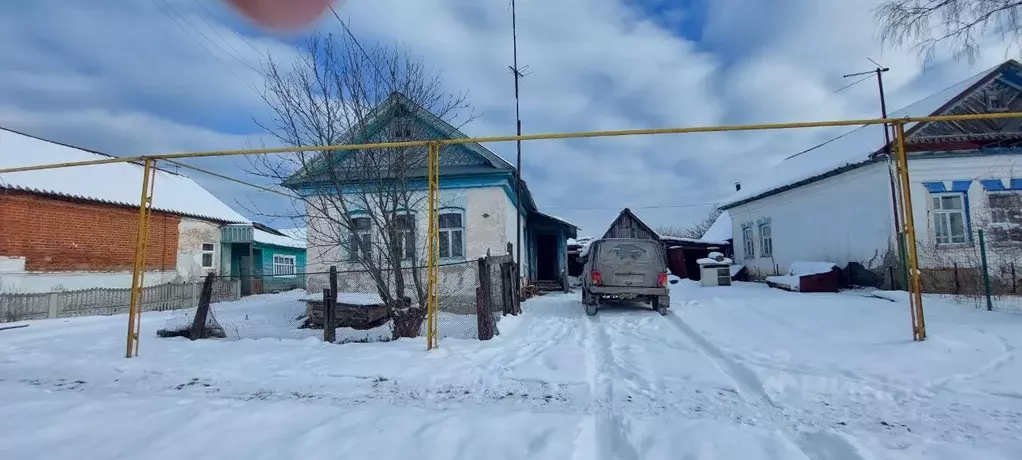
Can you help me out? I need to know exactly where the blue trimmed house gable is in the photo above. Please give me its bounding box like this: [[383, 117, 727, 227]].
[[283, 92, 577, 288]]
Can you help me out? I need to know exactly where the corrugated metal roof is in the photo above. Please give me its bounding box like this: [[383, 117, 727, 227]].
[[720, 61, 1009, 207], [0, 128, 249, 223]]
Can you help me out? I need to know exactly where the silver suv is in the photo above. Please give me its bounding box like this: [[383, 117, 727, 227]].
[[581, 238, 671, 316]]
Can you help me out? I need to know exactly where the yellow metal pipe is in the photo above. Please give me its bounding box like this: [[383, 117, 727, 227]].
[[894, 122, 927, 341], [126, 158, 156, 358], [4, 111, 1022, 175], [425, 143, 440, 350], [162, 159, 298, 199]]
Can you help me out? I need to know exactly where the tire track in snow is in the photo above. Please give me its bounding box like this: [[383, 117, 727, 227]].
[[664, 312, 868, 460], [577, 303, 640, 460]]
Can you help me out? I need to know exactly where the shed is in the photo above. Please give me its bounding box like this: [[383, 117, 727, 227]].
[[602, 208, 660, 241]]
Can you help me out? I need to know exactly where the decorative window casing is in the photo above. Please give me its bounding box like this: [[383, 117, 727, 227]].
[[759, 222, 773, 257], [349, 216, 373, 261], [273, 254, 297, 277], [200, 242, 215, 269], [931, 193, 969, 245], [741, 224, 755, 259], [438, 211, 465, 259], [392, 214, 416, 260]]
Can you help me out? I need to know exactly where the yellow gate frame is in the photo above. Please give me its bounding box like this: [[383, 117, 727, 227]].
[[6, 112, 1019, 356]]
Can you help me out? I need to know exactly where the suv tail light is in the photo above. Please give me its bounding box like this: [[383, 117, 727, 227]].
[[591, 271, 602, 286], [657, 272, 668, 287]]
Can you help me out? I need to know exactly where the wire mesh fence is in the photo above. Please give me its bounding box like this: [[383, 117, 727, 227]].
[[149, 255, 521, 345], [910, 228, 1022, 313]]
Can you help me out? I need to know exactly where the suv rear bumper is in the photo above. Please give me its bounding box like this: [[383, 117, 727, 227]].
[[589, 285, 668, 297]]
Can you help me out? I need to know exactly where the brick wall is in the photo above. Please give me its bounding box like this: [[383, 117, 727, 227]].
[[0, 190, 180, 272]]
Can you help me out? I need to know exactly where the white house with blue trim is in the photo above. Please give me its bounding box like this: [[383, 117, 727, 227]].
[[720, 60, 1022, 284], [285, 92, 577, 292]]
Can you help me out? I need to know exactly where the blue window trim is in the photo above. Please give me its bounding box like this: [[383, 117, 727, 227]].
[[923, 181, 974, 243], [980, 178, 1022, 191]]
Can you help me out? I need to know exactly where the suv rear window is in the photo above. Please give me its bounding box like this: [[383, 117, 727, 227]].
[[600, 242, 655, 261]]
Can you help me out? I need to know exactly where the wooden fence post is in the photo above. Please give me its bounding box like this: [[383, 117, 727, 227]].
[[324, 266, 338, 343], [323, 288, 335, 343], [189, 272, 215, 340], [476, 257, 495, 340]]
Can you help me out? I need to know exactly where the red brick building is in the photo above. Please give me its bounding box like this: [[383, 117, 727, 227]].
[[0, 128, 249, 292]]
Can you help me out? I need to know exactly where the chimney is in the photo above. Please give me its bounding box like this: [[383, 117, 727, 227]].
[[734, 181, 742, 191]]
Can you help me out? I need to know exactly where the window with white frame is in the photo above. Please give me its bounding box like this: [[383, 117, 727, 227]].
[[392, 214, 415, 260], [989, 191, 1022, 225], [931, 193, 969, 244], [272, 254, 296, 276], [742, 226, 755, 259], [349, 216, 372, 261], [438, 211, 464, 258], [201, 242, 215, 269], [759, 223, 773, 257]]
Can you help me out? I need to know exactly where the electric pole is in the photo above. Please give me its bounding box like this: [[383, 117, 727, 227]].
[[511, 0, 525, 285]]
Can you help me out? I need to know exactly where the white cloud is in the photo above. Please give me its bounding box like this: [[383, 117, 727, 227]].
[[0, 0, 1014, 235]]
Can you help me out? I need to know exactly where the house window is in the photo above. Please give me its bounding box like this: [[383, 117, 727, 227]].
[[759, 223, 773, 257], [742, 226, 755, 259], [392, 118, 413, 139], [931, 193, 969, 244], [201, 242, 215, 269], [349, 216, 372, 261], [393, 214, 416, 260], [272, 254, 296, 277], [986, 91, 1008, 112], [438, 211, 464, 258], [989, 192, 1022, 225]]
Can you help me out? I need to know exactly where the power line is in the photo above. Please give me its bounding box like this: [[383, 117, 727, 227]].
[[148, 0, 263, 97], [154, 0, 262, 74], [188, 0, 266, 65]]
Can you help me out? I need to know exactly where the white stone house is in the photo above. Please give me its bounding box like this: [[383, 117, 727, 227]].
[[719, 60, 1022, 287], [284, 93, 577, 298], [0, 128, 250, 293]]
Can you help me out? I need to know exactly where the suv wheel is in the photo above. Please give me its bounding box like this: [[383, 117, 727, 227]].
[[653, 296, 668, 316], [585, 295, 599, 316]]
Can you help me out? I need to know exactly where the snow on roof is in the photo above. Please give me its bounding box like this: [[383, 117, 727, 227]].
[[277, 227, 307, 244], [701, 211, 732, 242], [254, 229, 306, 249], [0, 129, 249, 223], [533, 211, 579, 229], [721, 62, 1004, 207]]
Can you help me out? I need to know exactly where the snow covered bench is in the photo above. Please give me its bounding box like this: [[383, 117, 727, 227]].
[[302, 292, 390, 329], [765, 262, 841, 293]]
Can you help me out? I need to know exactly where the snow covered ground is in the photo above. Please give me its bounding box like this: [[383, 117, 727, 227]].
[[1, 282, 1020, 459]]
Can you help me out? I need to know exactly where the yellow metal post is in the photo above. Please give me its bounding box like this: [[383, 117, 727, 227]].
[[893, 122, 927, 341], [125, 158, 157, 358], [425, 143, 440, 350]]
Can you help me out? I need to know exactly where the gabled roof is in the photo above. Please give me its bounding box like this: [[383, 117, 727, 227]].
[[285, 92, 512, 187], [0, 128, 249, 223], [701, 211, 732, 242], [602, 208, 661, 240], [721, 60, 1021, 208]]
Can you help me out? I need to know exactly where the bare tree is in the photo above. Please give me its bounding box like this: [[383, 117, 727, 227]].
[[875, 0, 1022, 62], [656, 209, 723, 239], [246, 32, 473, 338]]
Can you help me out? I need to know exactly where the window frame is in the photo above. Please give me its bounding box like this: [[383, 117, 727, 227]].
[[930, 192, 969, 245], [349, 216, 373, 262], [988, 191, 1022, 226], [759, 222, 773, 258], [200, 242, 215, 269], [742, 226, 755, 259], [986, 91, 1008, 112], [438, 209, 465, 259], [392, 213, 416, 260], [272, 254, 297, 277]]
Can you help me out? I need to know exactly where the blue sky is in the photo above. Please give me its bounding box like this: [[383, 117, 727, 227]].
[[0, 0, 1012, 235]]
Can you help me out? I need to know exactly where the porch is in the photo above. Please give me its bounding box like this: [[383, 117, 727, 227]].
[[526, 211, 578, 291]]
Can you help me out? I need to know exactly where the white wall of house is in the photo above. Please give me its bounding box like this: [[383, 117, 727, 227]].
[[0, 255, 179, 293], [907, 153, 1022, 270], [726, 161, 895, 278], [176, 218, 222, 281], [305, 186, 515, 295]]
